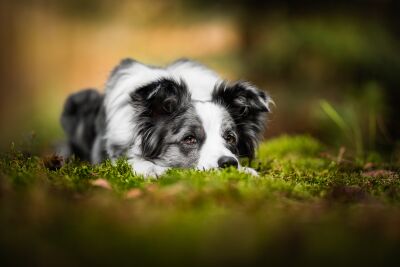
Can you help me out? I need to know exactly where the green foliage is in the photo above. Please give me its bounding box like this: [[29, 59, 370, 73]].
[[0, 135, 399, 266], [318, 81, 388, 160], [258, 134, 323, 159]]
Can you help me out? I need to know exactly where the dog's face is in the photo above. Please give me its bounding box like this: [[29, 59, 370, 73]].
[[129, 78, 269, 170]]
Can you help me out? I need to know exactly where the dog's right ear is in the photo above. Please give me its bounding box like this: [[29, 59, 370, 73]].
[[130, 78, 191, 159], [130, 78, 190, 117]]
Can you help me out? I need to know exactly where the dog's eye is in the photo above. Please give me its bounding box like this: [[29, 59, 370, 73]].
[[182, 135, 197, 145], [225, 133, 237, 145]]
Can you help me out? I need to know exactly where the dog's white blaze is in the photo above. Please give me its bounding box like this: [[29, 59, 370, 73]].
[[167, 60, 220, 101], [195, 102, 238, 170]]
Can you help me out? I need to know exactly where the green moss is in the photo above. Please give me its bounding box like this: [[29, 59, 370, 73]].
[[258, 134, 323, 159], [0, 135, 399, 266]]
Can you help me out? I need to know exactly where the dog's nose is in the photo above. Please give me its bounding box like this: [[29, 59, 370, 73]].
[[218, 156, 238, 168]]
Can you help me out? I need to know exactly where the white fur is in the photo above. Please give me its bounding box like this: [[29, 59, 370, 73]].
[[103, 60, 258, 177], [128, 157, 168, 178], [195, 102, 237, 169], [167, 60, 221, 101], [194, 102, 257, 175], [104, 63, 170, 155]]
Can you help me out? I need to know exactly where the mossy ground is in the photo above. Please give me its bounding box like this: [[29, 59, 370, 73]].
[[1, 135, 399, 266]]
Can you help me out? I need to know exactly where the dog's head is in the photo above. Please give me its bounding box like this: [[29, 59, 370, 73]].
[[129, 78, 271, 170]]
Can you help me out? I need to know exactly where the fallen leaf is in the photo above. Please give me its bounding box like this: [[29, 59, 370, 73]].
[[125, 188, 142, 199], [91, 179, 112, 190], [145, 184, 159, 193]]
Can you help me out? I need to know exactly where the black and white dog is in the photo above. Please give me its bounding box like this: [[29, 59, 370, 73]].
[[60, 58, 272, 177]]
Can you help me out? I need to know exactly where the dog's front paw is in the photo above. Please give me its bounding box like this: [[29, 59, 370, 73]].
[[130, 160, 168, 178], [239, 166, 259, 176], [145, 165, 169, 178]]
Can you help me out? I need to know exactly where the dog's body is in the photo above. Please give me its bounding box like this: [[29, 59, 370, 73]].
[[61, 58, 271, 177]]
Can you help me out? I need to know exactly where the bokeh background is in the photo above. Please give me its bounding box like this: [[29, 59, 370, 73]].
[[1, 0, 400, 159]]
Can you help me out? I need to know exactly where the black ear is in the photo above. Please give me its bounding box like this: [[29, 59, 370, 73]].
[[130, 78, 190, 117], [130, 78, 191, 159], [212, 81, 271, 159]]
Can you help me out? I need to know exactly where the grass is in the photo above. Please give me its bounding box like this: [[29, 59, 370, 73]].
[[1, 135, 400, 266]]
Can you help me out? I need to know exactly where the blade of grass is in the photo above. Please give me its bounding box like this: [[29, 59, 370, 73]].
[[319, 100, 351, 134]]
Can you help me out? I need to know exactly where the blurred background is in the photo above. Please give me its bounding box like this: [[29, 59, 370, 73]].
[[1, 0, 400, 160]]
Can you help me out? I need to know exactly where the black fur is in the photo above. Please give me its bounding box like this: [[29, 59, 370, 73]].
[[212, 82, 269, 159], [60, 89, 104, 161], [130, 78, 191, 159]]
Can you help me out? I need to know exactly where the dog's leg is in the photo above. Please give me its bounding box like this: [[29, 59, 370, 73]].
[[127, 157, 169, 178], [60, 89, 104, 162]]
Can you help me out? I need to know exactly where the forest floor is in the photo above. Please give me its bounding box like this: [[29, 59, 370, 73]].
[[1, 135, 399, 267]]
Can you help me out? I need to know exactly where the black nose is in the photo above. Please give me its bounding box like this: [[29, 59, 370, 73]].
[[218, 156, 238, 168]]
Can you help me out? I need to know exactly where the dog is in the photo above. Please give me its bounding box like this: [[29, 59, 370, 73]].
[[60, 58, 272, 177]]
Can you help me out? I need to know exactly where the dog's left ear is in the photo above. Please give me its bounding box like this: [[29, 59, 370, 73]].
[[212, 81, 272, 159]]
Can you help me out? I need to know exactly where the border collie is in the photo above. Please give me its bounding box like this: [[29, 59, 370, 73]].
[[60, 58, 272, 177]]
